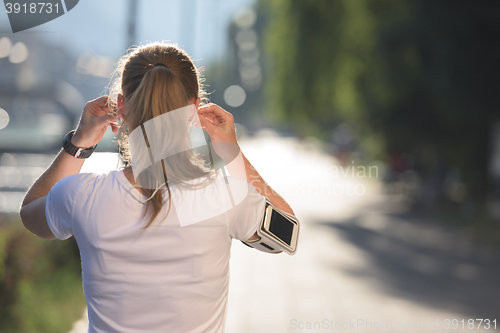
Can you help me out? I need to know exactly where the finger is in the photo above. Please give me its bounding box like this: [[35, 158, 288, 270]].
[[100, 102, 117, 114], [197, 104, 227, 117], [198, 115, 216, 133], [94, 112, 118, 128], [101, 104, 115, 113], [203, 113, 215, 122], [198, 114, 214, 126], [92, 95, 111, 107], [88, 97, 115, 116], [199, 111, 225, 126], [107, 99, 117, 108]]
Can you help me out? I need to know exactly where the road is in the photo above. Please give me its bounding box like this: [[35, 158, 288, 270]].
[[68, 134, 500, 333]]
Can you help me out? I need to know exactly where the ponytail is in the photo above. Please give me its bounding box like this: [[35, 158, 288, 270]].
[[111, 42, 215, 228]]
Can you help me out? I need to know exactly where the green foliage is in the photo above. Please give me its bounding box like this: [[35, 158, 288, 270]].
[[261, 0, 500, 199], [0, 216, 85, 333]]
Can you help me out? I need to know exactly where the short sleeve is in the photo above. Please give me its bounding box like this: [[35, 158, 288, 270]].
[[45, 174, 81, 240], [229, 181, 267, 241]]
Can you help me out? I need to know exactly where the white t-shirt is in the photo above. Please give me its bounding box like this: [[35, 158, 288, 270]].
[[45, 168, 266, 333]]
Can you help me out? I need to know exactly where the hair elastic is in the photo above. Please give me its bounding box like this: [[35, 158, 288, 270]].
[[153, 63, 168, 69]]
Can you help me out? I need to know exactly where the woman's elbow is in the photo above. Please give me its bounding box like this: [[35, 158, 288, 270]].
[[19, 205, 56, 240], [19, 205, 29, 229], [20, 205, 36, 234]]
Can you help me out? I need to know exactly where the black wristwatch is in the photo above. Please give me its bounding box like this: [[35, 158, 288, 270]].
[[63, 130, 97, 159]]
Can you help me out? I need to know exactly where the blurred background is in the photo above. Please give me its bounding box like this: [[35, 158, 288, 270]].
[[1, 0, 500, 332]]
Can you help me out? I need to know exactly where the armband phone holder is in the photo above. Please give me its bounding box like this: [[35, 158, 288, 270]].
[[242, 197, 299, 255]]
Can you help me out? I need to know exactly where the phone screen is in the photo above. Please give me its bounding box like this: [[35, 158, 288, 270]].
[[268, 210, 295, 246]]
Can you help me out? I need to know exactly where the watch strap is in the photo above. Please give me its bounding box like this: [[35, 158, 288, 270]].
[[63, 130, 97, 159]]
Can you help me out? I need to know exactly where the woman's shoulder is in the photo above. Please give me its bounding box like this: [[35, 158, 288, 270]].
[[63, 170, 113, 183], [54, 170, 119, 194]]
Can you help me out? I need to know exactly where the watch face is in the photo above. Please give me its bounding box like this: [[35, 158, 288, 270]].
[[75, 148, 84, 158]]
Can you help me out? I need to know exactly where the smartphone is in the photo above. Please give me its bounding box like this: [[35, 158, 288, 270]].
[[258, 204, 299, 255]]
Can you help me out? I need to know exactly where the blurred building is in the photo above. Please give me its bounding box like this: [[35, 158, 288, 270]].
[[0, 29, 117, 213]]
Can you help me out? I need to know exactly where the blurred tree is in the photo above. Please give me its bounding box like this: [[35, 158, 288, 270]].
[[204, 6, 270, 133], [0, 218, 85, 333], [261, 0, 500, 201]]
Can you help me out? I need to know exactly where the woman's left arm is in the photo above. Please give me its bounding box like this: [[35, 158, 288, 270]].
[[19, 95, 119, 239]]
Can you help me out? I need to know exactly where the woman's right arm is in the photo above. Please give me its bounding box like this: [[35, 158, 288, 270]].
[[196, 104, 295, 217]]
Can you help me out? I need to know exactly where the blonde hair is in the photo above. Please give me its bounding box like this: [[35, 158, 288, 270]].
[[107, 41, 216, 227]]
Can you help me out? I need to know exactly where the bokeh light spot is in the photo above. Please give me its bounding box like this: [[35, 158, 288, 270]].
[[0, 37, 12, 58], [0, 108, 10, 130], [224, 85, 246, 108], [9, 42, 29, 64]]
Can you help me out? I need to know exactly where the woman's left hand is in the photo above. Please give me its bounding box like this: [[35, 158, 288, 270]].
[[71, 95, 119, 148]]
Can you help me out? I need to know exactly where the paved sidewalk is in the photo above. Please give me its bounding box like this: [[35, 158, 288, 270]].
[[226, 198, 500, 333], [226, 135, 500, 333]]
